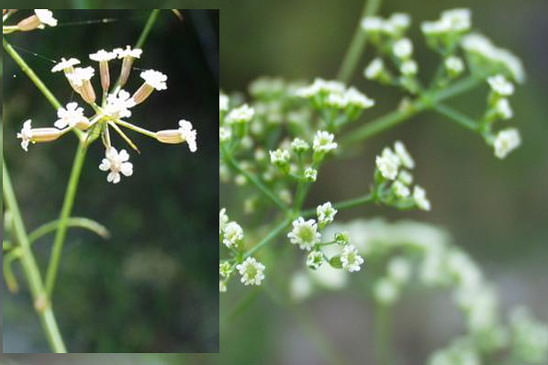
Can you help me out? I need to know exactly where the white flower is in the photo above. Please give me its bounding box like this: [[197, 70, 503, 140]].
[[296, 78, 345, 98], [376, 147, 400, 180], [313, 130, 338, 154], [114, 45, 143, 59], [400, 60, 418, 76], [219, 261, 232, 278], [104, 89, 135, 119], [392, 38, 413, 59], [225, 104, 255, 124], [140, 69, 167, 90], [219, 208, 229, 234], [51, 57, 80, 73], [35, 9, 57, 27], [54, 102, 87, 129], [493, 128, 521, 159], [66, 66, 94, 87], [288, 217, 321, 251], [488, 74, 514, 96], [269, 149, 290, 164], [17, 120, 33, 151], [306, 250, 325, 270], [374, 278, 399, 304], [304, 167, 318, 182], [494, 98, 513, 120], [345, 87, 374, 109], [98, 147, 134, 184], [440, 8, 471, 32], [398, 170, 413, 185], [361, 16, 384, 33], [392, 180, 410, 198], [413, 185, 431, 211], [219, 126, 232, 142], [388, 13, 411, 32], [219, 94, 229, 111], [178, 120, 197, 152], [222, 221, 243, 248], [316, 202, 337, 227], [89, 49, 117, 62], [236, 257, 265, 286], [326, 93, 347, 109], [340, 245, 364, 272], [364, 58, 385, 80], [445, 56, 464, 75], [291, 138, 309, 152], [394, 141, 415, 169], [219, 281, 227, 293]]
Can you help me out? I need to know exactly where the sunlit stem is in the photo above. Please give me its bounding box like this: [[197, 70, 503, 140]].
[[108, 121, 140, 153], [113, 119, 157, 139]]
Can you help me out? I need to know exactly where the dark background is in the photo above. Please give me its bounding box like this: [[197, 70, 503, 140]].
[[2, 9, 219, 353]]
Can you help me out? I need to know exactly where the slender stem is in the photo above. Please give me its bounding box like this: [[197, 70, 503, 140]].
[[337, 0, 383, 82], [432, 103, 478, 131], [45, 141, 89, 298], [222, 145, 290, 212], [3, 161, 67, 353], [3, 38, 83, 139], [113, 119, 156, 138], [342, 76, 482, 146], [374, 303, 392, 365], [243, 218, 291, 258]]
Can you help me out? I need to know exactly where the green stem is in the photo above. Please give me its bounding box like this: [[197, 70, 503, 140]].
[[113, 119, 156, 139], [374, 302, 392, 365], [3, 161, 67, 353], [45, 141, 89, 298], [243, 218, 291, 258], [342, 76, 482, 146], [432, 103, 479, 131], [302, 193, 374, 218], [222, 146, 290, 212], [337, 0, 383, 83]]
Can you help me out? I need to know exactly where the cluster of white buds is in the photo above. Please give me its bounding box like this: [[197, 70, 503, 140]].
[[421, 8, 471, 52], [374, 141, 430, 211], [362, 13, 420, 93], [288, 202, 364, 273], [219, 209, 266, 291], [296, 78, 374, 129], [17, 45, 197, 184]]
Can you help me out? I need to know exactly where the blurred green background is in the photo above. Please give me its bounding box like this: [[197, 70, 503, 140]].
[[2, 10, 218, 353], [4, 0, 548, 363]]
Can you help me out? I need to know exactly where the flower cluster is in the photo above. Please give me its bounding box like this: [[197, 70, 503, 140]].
[[288, 202, 364, 273], [17, 46, 197, 184], [219, 208, 266, 291], [374, 141, 430, 211], [2, 9, 58, 34]]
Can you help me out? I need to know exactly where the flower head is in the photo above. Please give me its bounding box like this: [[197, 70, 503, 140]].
[[89, 49, 117, 62], [66, 66, 95, 87], [340, 245, 364, 272], [35, 9, 58, 27], [220, 94, 229, 112], [219, 208, 229, 234], [17, 120, 33, 151], [307, 250, 325, 270], [394, 141, 415, 169], [236, 257, 265, 286], [222, 221, 243, 248], [393, 38, 413, 59], [225, 104, 255, 124], [140, 69, 167, 90], [392, 180, 410, 198], [494, 98, 513, 120], [317, 202, 337, 227], [291, 138, 310, 153], [494, 128, 521, 159], [269, 149, 290, 165], [445, 56, 465, 75], [51, 57, 80, 73], [376, 147, 400, 180], [288, 217, 321, 251], [178, 120, 197, 152], [114, 45, 143, 59], [105, 89, 136, 119], [54, 102, 87, 129], [304, 167, 318, 182], [98, 147, 134, 184], [313, 130, 338, 154], [488, 74, 514, 96], [364, 58, 385, 80]]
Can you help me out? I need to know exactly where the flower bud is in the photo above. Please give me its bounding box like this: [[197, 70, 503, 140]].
[[80, 79, 96, 104], [155, 129, 184, 144], [17, 15, 41, 31], [31, 127, 64, 143], [119, 57, 135, 87], [132, 83, 154, 105], [99, 61, 110, 92]]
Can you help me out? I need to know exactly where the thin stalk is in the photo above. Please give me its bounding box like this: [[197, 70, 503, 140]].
[[3, 161, 67, 353], [113, 119, 156, 139], [374, 302, 392, 365], [243, 218, 291, 258], [45, 141, 89, 298], [342, 76, 482, 146], [337, 0, 383, 82], [29, 217, 110, 243], [432, 103, 478, 131]]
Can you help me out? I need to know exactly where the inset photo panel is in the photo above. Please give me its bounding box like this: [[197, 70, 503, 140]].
[[2, 9, 218, 353]]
